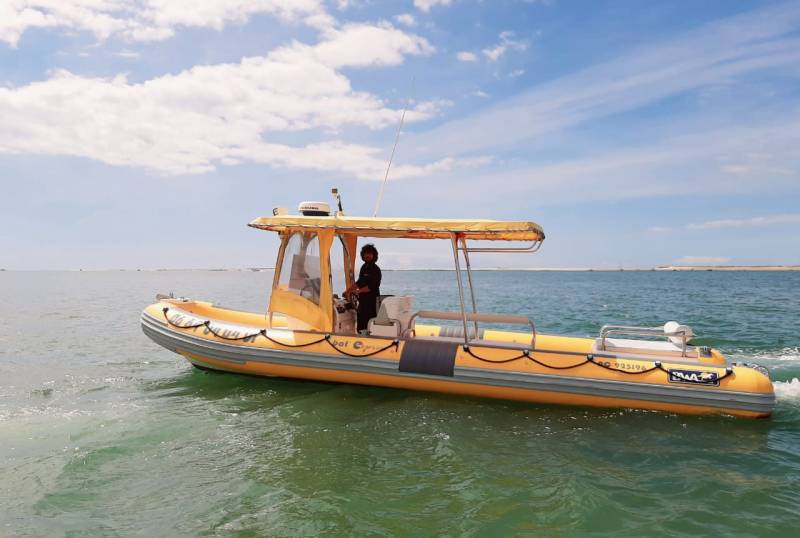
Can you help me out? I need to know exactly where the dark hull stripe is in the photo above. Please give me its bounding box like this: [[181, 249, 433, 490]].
[[141, 312, 775, 414]]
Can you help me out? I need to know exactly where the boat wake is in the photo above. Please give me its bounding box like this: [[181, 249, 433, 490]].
[[773, 379, 800, 403], [764, 347, 800, 362], [729, 346, 800, 363]]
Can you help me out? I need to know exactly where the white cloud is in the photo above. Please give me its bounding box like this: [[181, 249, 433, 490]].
[[290, 22, 434, 68], [717, 150, 795, 178], [482, 46, 502, 62], [429, 115, 800, 206], [0, 22, 446, 177], [471, 90, 489, 98], [456, 51, 477, 62], [687, 214, 800, 230], [113, 50, 140, 59], [410, 3, 800, 158], [394, 13, 416, 27], [482, 30, 528, 61], [509, 68, 525, 77], [236, 142, 465, 182], [721, 164, 794, 177], [674, 256, 731, 265], [414, 0, 453, 13], [0, 0, 327, 47], [647, 226, 672, 233]]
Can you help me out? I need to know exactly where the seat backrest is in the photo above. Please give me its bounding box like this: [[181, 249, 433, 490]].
[[376, 296, 415, 331], [374, 295, 394, 323]]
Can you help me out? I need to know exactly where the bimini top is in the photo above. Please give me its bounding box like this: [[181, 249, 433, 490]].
[[248, 215, 545, 242]]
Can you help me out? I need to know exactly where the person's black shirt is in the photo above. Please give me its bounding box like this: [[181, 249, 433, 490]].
[[356, 261, 381, 331]]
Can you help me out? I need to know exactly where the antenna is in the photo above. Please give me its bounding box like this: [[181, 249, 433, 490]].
[[331, 187, 344, 215], [373, 78, 415, 217]]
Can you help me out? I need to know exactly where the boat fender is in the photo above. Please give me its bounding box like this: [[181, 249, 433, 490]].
[[399, 339, 458, 377]]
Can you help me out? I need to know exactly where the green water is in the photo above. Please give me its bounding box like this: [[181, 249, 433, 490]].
[[1, 270, 799, 536]]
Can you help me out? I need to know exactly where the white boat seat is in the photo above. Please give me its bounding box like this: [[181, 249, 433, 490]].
[[594, 338, 697, 358], [368, 295, 415, 337]]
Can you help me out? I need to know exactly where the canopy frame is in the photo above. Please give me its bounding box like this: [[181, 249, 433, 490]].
[[448, 233, 542, 345], [251, 214, 544, 342], [249, 215, 545, 243]]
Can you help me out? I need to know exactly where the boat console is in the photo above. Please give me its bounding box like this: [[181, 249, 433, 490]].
[[333, 295, 356, 333]]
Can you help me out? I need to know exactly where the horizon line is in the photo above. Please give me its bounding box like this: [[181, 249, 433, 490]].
[[2, 265, 799, 272]]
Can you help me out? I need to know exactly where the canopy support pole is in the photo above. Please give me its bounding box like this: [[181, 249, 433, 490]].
[[450, 234, 470, 345], [459, 236, 479, 337]]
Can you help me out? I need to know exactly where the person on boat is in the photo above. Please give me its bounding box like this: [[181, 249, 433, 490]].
[[345, 243, 382, 333]]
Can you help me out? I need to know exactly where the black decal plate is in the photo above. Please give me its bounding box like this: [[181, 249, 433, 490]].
[[668, 369, 720, 386]]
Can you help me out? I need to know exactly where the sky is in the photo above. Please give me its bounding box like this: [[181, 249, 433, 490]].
[[1, 0, 799, 270]]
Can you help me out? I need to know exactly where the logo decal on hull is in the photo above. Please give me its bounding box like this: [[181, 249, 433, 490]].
[[668, 369, 720, 386]]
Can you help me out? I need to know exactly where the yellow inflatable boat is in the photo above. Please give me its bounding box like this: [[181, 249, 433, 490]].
[[141, 197, 775, 418]]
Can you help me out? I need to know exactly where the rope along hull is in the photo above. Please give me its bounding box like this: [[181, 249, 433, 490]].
[[141, 306, 775, 418]]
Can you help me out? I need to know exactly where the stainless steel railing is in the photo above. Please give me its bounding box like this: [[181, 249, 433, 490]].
[[599, 324, 693, 356], [408, 310, 536, 348]]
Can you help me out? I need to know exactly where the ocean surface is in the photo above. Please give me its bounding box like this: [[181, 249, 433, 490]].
[[1, 270, 799, 536]]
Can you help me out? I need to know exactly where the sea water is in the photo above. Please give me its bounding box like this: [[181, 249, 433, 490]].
[[1, 270, 799, 536]]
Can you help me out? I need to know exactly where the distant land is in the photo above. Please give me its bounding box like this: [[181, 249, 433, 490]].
[[654, 265, 800, 271]]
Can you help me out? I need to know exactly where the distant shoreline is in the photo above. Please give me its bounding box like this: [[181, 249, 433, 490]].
[[654, 265, 800, 272], [2, 266, 799, 272]]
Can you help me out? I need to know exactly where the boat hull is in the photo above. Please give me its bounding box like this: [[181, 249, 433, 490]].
[[141, 304, 775, 418]]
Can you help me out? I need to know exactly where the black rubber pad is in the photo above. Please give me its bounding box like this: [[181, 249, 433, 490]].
[[399, 339, 458, 377]]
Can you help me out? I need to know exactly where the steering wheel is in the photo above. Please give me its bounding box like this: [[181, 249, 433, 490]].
[[347, 292, 359, 310]]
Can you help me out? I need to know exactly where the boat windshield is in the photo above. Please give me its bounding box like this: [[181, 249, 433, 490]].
[[277, 232, 321, 305], [329, 236, 351, 298]]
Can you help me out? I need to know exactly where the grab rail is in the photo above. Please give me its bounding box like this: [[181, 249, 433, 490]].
[[456, 240, 543, 253], [599, 324, 692, 357], [408, 310, 536, 348]]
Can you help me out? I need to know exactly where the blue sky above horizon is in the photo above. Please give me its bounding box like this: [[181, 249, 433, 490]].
[[1, 0, 799, 270]]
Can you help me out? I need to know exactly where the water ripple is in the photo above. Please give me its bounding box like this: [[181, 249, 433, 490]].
[[2, 270, 800, 535]]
